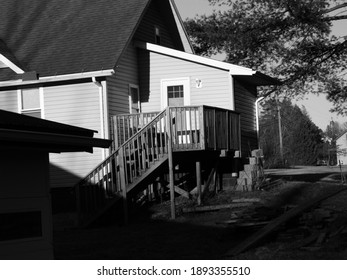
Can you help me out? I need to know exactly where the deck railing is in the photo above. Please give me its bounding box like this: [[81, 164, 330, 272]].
[[112, 106, 240, 152], [202, 106, 240, 151]]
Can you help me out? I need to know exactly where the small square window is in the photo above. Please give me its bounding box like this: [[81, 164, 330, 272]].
[[20, 88, 42, 118]]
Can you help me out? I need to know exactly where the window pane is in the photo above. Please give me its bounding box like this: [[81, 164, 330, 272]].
[[130, 86, 140, 113], [131, 87, 139, 103], [167, 85, 184, 99], [22, 88, 40, 109]]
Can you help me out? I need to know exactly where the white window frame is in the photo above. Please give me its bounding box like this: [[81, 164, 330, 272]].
[[160, 77, 190, 110], [17, 87, 45, 118]]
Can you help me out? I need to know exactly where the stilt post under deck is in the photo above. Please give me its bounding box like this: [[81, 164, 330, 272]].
[[196, 161, 202, 205], [166, 107, 176, 219], [119, 147, 128, 224]]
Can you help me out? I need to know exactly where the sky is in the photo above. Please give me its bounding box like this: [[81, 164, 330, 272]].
[[174, 0, 347, 130]]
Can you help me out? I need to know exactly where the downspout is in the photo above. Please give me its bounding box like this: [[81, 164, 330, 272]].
[[92, 77, 109, 159], [255, 96, 264, 149]]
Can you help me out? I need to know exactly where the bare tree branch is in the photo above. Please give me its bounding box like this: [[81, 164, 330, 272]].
[[323, 15, 347, 21], [323, 3, 347, 14]]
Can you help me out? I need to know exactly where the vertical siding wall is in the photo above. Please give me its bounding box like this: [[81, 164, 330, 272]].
[[44, 83, 103, 189], [0, 90, 18, 112], [140, 52, 232, 112], [233, 79, 258, 156]]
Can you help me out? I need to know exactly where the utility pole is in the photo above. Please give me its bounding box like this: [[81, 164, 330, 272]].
[[277, 101, 284, 165]]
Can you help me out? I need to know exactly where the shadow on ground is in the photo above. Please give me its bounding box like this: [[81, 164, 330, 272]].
[[269, 172, 336, 183], [53, 215, 250, 259]]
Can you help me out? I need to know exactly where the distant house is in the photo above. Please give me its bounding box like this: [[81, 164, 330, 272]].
[[0, 0, 279, 222], [0, 110, 110, 259], [336, 131, 347, 165]]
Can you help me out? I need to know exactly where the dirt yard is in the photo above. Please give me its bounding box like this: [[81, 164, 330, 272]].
[[53, 165, 347, 260]]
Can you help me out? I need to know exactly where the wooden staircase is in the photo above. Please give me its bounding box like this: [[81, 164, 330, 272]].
[[76, 106, 241, 227], [76, 109, 170, 226]]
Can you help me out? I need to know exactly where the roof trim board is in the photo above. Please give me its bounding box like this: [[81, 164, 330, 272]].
[[169, 0, 195, 54], [138, 42, 255, 74], [0, 69, 114, 88], [0, 53, 25, 74]]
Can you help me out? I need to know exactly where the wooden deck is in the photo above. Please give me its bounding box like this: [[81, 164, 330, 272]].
[[76, 106, 241, 226]]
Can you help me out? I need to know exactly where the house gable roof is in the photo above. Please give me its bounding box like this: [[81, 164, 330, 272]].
[[0, 0, 152, 82], [0, 0, 192, 84]]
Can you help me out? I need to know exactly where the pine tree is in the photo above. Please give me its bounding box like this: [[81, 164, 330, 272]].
[[259, 98, 324, 167]]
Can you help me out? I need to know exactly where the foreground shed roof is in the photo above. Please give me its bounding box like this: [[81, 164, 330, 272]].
[[0, 110, 111, 152]]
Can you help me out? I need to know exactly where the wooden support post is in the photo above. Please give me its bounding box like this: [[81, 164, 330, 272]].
[[196, 161, 202, 205], [166, 107, 176, 219], [76, 183, 82, 226], [119, 148, 128, 224]]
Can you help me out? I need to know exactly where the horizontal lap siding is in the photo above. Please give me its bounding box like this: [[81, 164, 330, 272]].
[[233, 79, 257, 156], [0, 90, 18, 112], [107, 46, 138, 118], [44, 83, 103, 188], [141, 52, 231, 112]]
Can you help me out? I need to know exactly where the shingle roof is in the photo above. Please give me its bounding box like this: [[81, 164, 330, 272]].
[[0, 0, 151, 81]]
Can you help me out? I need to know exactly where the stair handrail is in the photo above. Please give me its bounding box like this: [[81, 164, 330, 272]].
[[76, 108, 168, 224], [77, 108, 168, 186]]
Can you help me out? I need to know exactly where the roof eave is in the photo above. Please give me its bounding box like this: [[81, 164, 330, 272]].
[[169, 0, 195, 54], [0, 128, 112, 153], [0, 53, 25, 74], [0, 69, 115, 88], [232, 71, 281, 86]]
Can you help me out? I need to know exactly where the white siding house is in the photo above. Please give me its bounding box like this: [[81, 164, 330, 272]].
[[0, 0, 279, 214]]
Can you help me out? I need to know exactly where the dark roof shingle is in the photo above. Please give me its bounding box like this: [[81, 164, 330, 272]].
[[0, 0, 151, 80]]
